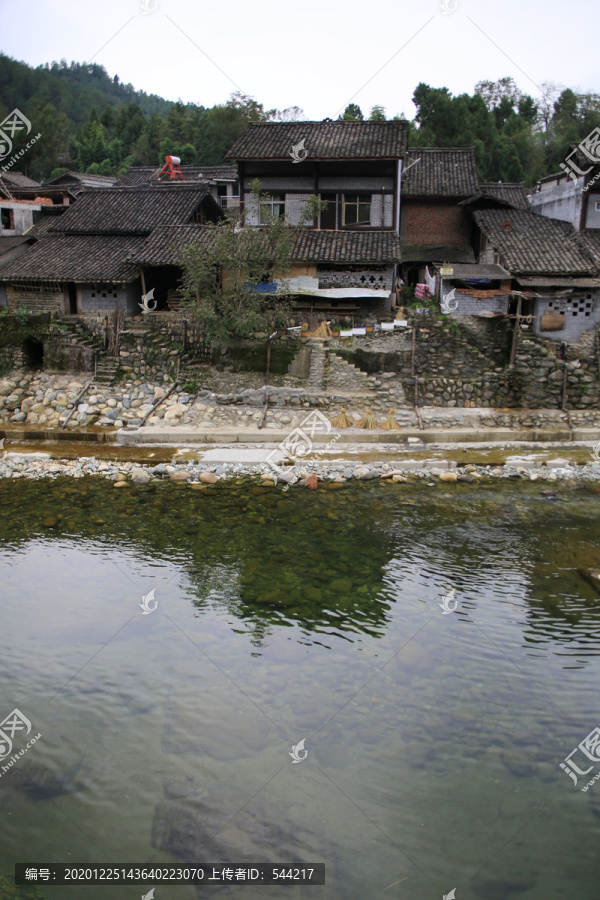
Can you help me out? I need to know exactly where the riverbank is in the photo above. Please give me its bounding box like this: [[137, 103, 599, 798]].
[[2, 446, 600, 486]]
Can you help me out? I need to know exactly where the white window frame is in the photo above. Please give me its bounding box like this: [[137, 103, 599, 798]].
[[260, 193, 285, 224]]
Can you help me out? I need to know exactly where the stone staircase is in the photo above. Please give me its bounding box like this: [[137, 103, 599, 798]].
[[326, 352, 372, 394], [94, 356, 120, 385], [306, 342, 332, 392]]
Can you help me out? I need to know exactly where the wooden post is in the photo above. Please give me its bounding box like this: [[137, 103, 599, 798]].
[[510, 295, 522, 367], [265, 334, 272, 387], [561, 341, 568, 411], [140, 268, 147, 297]]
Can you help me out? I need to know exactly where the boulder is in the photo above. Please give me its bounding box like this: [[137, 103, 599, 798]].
[[170, 470, 190, 483]]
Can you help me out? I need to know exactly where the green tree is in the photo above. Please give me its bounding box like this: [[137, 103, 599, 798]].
[[341, 103, 363, 121], [369, 105, 386, 121], [180, 183, 324, 341]]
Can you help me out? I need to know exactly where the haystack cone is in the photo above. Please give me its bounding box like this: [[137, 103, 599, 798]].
[[381, 409, 400, 430], [331, 407, 352, 428], [358, 408, 378, 429]]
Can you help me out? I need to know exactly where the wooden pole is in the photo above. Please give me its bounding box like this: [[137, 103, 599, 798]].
[[140, 381, 178, 427], [509, 296, 522, 367], [61, 378, 94, 430]]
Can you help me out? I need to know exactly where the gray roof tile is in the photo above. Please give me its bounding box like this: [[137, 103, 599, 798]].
[[226, 121, 409, 160], [402, 148, 480, 197], [472, 208, 596, 276]]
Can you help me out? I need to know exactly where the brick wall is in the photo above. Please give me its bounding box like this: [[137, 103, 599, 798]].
[[6, 285, 64, 313], [401, 200, 471, 246]]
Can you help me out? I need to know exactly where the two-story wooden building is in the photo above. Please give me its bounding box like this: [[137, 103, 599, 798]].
[[224, 120, 407, 319]]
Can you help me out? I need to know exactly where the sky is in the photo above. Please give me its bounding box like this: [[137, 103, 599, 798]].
[[0, 0, 598, 119]]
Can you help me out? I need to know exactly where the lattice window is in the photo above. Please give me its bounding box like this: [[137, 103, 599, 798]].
[[548, 294, 594, 317], [90, 284, 119, 299]]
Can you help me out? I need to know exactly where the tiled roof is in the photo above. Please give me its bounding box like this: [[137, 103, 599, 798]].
[[401, 148, 480, 197], [517, 276, 600, 287], [225, 121, 409, 160], [195, 166, 238, 181], [472, 208, 596, 276], [1, 184, 77, 199], [113, 167, 158, 187], [24, 211, 66, 239], [51, 184, 215, 235], [0, 172, 40, 188], [134, 225, 209, 265], [478, 182, 530, 210], [0, 232, 145, 282], [291, 229, 402, 263], [573, 230, 600, 268], [441, 263, 512, 280], [402, 244, 475, 264], [134, 226, 403, 266], [114, 165, 237, 187], [0, 235, 31, 256], [48, 171, 117, 187]]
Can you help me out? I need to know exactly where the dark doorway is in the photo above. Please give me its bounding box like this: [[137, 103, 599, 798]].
[[68, 283, 78, 314], [320, 193, 337, 229], [22, 337, 44, 369]]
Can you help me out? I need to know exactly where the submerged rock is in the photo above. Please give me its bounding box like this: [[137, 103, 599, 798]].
[[578, 568, 600, 593]]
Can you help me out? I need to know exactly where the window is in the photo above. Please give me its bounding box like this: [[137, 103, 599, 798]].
[[260, 193, 285, 224], [343, 194, 371, 226], [1, 207, 13, 230], [595, 201, 600, 212]]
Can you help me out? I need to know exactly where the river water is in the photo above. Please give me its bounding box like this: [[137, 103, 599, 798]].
[[1, 476, 599, 899]]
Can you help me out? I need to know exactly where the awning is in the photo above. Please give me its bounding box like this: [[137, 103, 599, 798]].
[[291, 287, 391, 300], [438, 263, 511, 280]]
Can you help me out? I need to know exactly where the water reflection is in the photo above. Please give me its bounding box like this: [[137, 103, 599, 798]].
[[2, 477, 600, 656]]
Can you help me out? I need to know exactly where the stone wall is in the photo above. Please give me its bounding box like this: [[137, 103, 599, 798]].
[[5, 285, 64, 314], [328, 313, 600, 410]]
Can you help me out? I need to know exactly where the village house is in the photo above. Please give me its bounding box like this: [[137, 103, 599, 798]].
[[46, 170, 117, 195], [399, 147, 480, 286], [437, 207, 600, 342], [529, 154, 600, 232], [0, 183, 223, 316], [115, 163, 240, 214], [429, 181, 530, 319], [224, 119, 407, 318]]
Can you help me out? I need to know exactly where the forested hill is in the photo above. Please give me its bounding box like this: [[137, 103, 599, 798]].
[[0, 55, 172, 128], [0, 53, 598, 189]]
